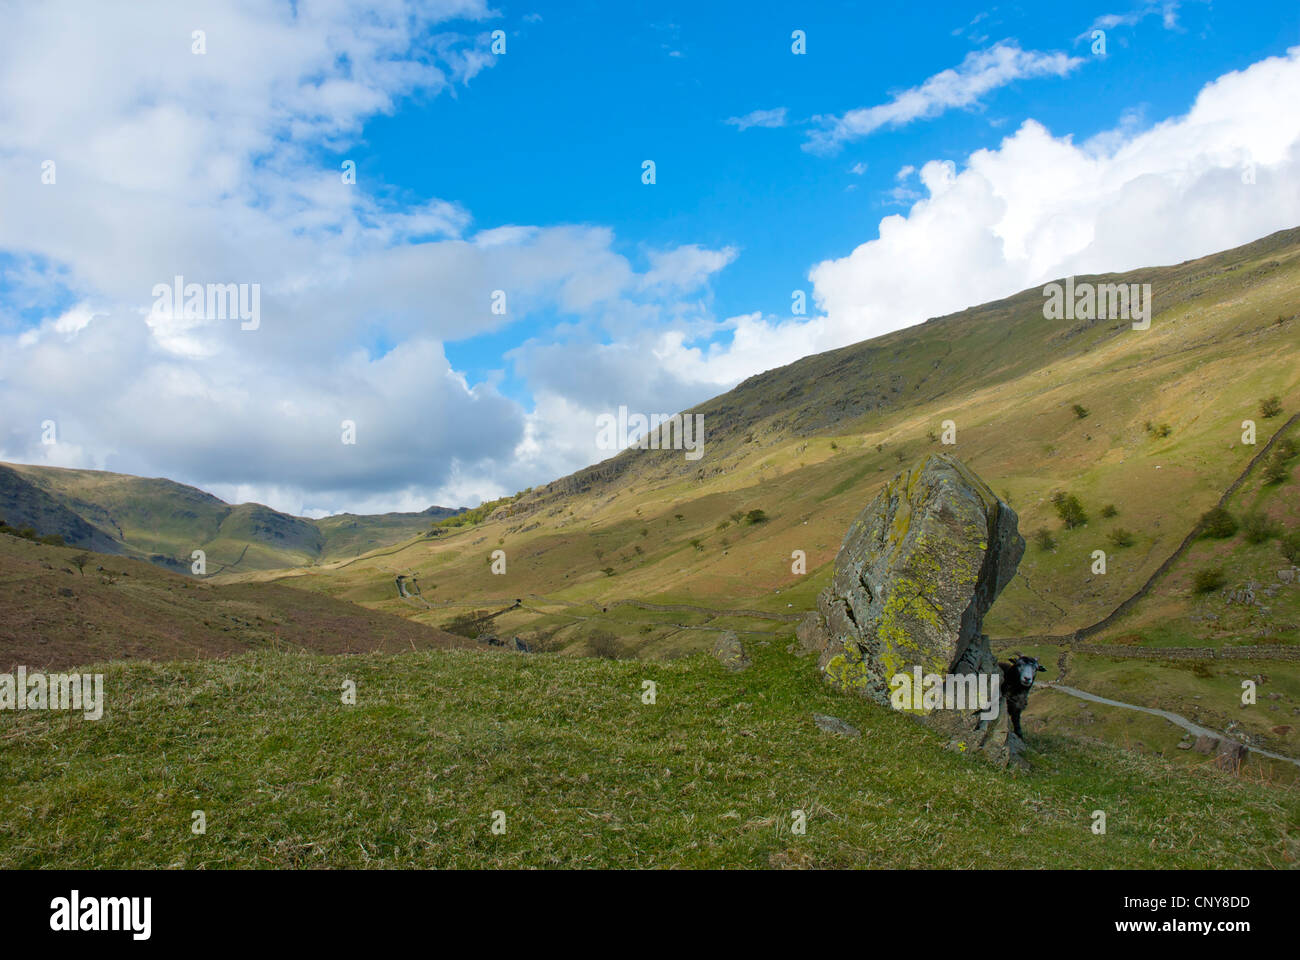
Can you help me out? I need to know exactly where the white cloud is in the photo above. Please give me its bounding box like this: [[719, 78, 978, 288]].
[[4, 5, 1299, 518], [1086, 2, 1190, 34], [0, 0, 737, 513], [725, 107, 788, 131], [520, 44, 1300, 437], [808, 45, 1300, 344], [804, 42, 1084, 153]]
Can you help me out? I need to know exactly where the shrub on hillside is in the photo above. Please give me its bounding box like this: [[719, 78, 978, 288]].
[[1259, 395, 1283, 419], [37, 534, 65, 546], [1193, 567, 1226, 593], [1264, 450, 1292, 485], [1100, 504, 1118, 518], [1198, 506, 1238, 539], [587, 630, 623, 659], [1281, 532, 1300, 565], [1072, 404, 1090, 419], [1107, 528, 1135, 548], [1242, 512, 1280, 544], [1051, 491, 1088, 529], [1034, 528, 1057, 551], [745, 509, 769, 524]]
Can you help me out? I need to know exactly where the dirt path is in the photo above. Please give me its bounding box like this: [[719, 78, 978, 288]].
[[1042, 682, 1300, 769]]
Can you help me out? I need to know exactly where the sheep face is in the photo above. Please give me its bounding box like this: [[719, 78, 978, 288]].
[[1013, 656, 1045, 689]]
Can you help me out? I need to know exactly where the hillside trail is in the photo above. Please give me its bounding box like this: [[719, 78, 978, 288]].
[[1042, 682, 1300, 769]]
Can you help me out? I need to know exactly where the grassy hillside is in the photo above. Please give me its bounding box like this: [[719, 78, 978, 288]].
[[5, 229, 1298, 869], [1, 642, 1294, 869], [0, 462, 463, 572], [205, 227, 1300, 783], [0, 533, 474, 672], [233, 228, 1300, 648]]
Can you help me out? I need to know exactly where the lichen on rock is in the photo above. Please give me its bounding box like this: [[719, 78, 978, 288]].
[[799, 453, 1027, 765]]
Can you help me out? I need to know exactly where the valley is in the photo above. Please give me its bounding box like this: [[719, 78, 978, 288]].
[[4, 226, 1300, 866]]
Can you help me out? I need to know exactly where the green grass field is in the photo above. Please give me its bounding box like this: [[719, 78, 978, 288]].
[[2, 643, 1295, 869]]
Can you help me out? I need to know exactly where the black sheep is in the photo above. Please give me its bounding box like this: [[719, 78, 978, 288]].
[[1000, 655, 1046, 739]]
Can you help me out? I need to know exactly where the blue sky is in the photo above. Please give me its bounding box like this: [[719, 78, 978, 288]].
[[353, 0, 1298, 402], [2, 1, 1299, 514]]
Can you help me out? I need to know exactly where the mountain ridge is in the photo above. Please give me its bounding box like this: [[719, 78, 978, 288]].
[[0, 460, 465, 572]]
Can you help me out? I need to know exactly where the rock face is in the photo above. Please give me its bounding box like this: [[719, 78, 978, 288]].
[[712, 631, 751, 672], [799, 454, 1026, 764]]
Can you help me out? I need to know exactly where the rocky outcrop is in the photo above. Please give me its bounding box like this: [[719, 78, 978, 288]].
[[813, 713, 861, 738], [713, 631, 751, 672], [799, 454, 1026, 765]]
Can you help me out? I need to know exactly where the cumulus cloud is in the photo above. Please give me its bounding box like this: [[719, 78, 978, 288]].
[[804, 42, 1083, 154], [534, 44, 1300, 438], [3, 3, 1299, 519], [808, 45, 1300, 343], [0, 0, 735, 514]]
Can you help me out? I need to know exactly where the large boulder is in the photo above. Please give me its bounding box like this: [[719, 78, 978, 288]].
[[799, 454, 1025, 761]]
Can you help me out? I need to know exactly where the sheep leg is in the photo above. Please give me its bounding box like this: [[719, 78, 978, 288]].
[[1009, 703, 1023, 738]]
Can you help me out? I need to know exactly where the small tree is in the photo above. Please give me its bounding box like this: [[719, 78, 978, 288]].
[[745, 509, 769, 524], [70, 553, 90, 575], [588, 630, 622, 659], [1198, 506, 1238, 539], [1281, 531, 1300, 565], [1193, 567, 1226, 593], [1259, 395, 1283, 419], [1051, 492, 1088, 529], [1242, 512, 1280, 544], [1107, 528, 1135, 548], [1264, 450, 1291, 485], [1072, 404, 1090, 419], [1034, 528, 1057, 551]]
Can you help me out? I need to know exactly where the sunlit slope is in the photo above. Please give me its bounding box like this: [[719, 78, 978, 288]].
[[237, 227, 1300, 658], [0, 462, 462, 572]]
